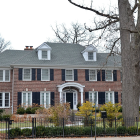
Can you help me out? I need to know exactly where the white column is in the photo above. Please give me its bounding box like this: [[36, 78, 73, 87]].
[[60, 92, 62, 103], [81, 91, 83, 105]]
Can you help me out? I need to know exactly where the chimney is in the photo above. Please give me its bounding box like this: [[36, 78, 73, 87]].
[[30, 46, 33, 50], [24, 46, 34, 50]]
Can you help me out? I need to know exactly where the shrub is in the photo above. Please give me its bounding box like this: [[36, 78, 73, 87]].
[[25, 107, 32, 114], [127, 126, 137, 135], [36, 126, 46, 137], [118, 106, 122, 112], [2, 114, 11, 120], [0, 109, 4, 115], [17, 107, 25, 114], [22, 128, 32, 136], [106, 128, 115, 134], [117, 126, 127, 134], [10, 127, 21, 137], [117, 115, 123, 120], [31, 107, 40, 114]]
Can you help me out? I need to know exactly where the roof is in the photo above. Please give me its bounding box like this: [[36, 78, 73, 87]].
[[0, 42, 121, 68]]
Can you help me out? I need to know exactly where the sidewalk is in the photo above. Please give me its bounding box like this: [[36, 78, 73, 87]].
[[20, 136, 140, 140]]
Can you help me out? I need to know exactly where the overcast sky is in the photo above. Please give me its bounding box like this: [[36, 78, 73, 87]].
[[0, 0, 118, 50]]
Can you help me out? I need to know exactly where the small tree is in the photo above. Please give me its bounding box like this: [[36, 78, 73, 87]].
[[100, 101, 121, 127]]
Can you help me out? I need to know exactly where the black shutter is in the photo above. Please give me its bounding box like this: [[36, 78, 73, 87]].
[[98, 92, 105, 104], [32, 92, 40, 105], [50, 69, 54, 81], [17, 92, 22, 108], [62, 69, 65, 81], [85, 70, 89, 81], [37, 69, 41, 80], [32, 69, 36, 80], [74, 69, 78, 81], [51, 92, 54, 106], [85, 92, 89, 102], [102, 70, 105, 81], [115, 92, 118, 103], [97, 70, 101, 81], [18, 68, 22, 80], [113, 70, 117, 81]]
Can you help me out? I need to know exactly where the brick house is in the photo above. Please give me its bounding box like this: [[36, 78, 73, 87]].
[[0, 42, 122, 114]]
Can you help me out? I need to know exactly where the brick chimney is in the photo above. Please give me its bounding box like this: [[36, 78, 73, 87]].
[[24, 46, 34, 50]]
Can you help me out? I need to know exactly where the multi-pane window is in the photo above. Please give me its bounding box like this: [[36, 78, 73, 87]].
[[89, 70, 96, 81], [22, 92, 32, 107], [105, 92, 114, 103], [65, 70, 73, 81], [88, 52, 93, 60], [105, 70, 113, 81], [89, 92, 98, 106], [0, 70, 10, 82], [40, 92, 50, 108], [0, 92, 10, 108], [23, 69, 31, 81], [41, 69, 49, 81], [42, 51, 47, 59]]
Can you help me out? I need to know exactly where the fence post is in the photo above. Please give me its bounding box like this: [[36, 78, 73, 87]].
[[35, 118, 36, 138], [32, 118, 34, 138], [8, 118, 10, 139], [136, 117, 138, 136], [63, 118, 64, 138], [91, 118, 92, 137], [115, 117, 117, 137]]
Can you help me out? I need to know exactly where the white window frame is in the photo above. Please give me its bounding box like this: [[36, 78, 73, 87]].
[[23, 68, 31, 81], [0, 70, 10, 82], [105, 70, 113, 81], [105, 91, 114, 104], [89, 70, 97, 81], [0, 92, 10, 108], [65, 69, 74, 81], [88, 52, 94, 60], [41, 69, 50, 81], [40, 91, 50, 108], [89, 91, 98, 107], [22, 92, 32, 107], [41, 50, 48, 60]]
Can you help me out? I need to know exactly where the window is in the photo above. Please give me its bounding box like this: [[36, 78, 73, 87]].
[[42, 51, 47, 59], [41, 69, 50, 81], [88, 52, 93, 60], [0, 70, 10, 82], [40, 92, 50, 108], [89, 70, 97, 81], [89, 91, 98, 106], [0, 92, 10, 108], [23, 69, 31, 81], [105, 70, 113, 81], [65, 70, 73, 81], [22, 92, 32, 107], [105, 92, 114, 103]]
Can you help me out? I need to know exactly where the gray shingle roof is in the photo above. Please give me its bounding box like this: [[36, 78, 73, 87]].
[[0, 42, 121, 68]]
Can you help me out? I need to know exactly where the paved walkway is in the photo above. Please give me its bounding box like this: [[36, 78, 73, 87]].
[[19, 136, 140, 140]]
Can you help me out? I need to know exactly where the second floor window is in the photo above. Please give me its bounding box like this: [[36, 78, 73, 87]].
[[41, 69, 50, 81], [65, 70, 73, 81], [0, 70, 10, 82], [89, 70, 97, 81], [105, 70, 113, 81], [23, 69, 31, 81]]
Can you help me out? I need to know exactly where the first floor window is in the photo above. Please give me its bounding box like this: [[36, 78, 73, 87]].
[[0, 70, 10, 82], [105, 92, 114, 103], [89, 91, 98, 106], [23, 69, 31, 81], [41, 69, 49, 81], [22, 92, 32, 107], [40, 92, 50, 108], [65, 70, 73, 81], [89, 70, 97, 81], [0, 92, 10, 108], [105, 70, 113, 81]]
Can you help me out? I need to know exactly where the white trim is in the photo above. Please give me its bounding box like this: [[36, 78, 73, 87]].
[[89, 91, 98, 106], [22, 91, 32, 107], [40, 91, 50, 108], [105, 91, 114, 104], [41, 69, 50, 81], [89, 69, 97, 81], [0, 92, 10, 108], [23, 68, 32, 81], [0, 69, 10, 82], [65, 69, 74, 81]]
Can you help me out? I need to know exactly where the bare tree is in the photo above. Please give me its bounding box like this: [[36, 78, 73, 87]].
[[51, 22, 95, 46], [68, 0, 140, 126], [0, 35, 11, 53]]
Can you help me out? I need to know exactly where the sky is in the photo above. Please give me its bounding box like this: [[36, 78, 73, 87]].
[[0, 0, 118, 50]]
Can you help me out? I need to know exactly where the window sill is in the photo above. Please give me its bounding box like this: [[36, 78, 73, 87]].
[[0, 107, 10, 108], [0, 81, 10, 82]]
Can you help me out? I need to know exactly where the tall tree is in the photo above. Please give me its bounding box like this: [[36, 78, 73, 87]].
[[68, 0, 140, 126], [51, 22, 95, 46], [0, 35, 11, 52]]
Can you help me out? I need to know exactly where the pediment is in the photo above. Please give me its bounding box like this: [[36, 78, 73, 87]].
[[81, 44, 97, 53], [37, 42, 52, 51]]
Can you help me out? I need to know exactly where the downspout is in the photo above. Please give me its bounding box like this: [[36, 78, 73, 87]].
[[12, 67, 14, 114]]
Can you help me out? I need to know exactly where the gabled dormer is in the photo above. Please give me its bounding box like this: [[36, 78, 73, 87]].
[[81, 44, 97, 61], [37, 43, 52, 60]]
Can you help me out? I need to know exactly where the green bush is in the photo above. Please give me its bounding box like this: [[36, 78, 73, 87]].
[[2, 114, 11, 120], [117, 115, 123, 120], [36, 126, 46, 137], [10, 127, 21, 137], [17, 107, 25, 114], [117, 126, 127, 134], [118, 106, 122, 112], [22, 128, 32, 136], [0, 109, 4, 115], [105, 128, 115, 134], [31, 107, 40, 114], [25, 107, 32, 114], [127, 126, 137, 135]]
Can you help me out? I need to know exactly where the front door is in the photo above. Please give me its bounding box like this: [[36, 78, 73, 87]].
[[66, 93, 73, 109]]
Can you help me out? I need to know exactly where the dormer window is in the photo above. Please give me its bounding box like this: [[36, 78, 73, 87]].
[[88, 52, 93, 60], [42, 51, 48, 59]]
